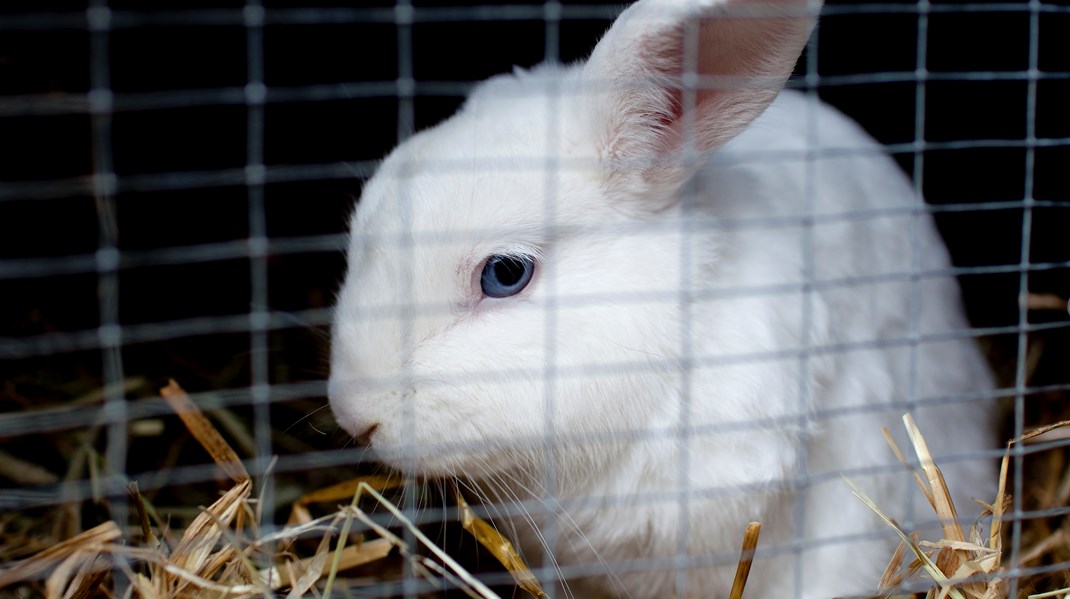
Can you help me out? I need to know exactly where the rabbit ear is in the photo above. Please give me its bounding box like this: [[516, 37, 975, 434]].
[[583, 0, 819, 196]]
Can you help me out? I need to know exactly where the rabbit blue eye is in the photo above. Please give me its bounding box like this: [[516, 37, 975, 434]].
[[480, 255, 534, 298]]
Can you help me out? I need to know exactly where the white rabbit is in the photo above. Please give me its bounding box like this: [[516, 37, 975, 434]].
[[328, 0, 996, 596]]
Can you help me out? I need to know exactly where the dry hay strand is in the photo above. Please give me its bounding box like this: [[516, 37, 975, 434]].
[[288, 473, 547, 597], [0, 380, 551, 598], [287, 473, 404, 526], [456, 490, 546, 598], [729, 521, 762, 599], [847, 413, 1070, 599], [159, 379, 249, 485], [0, 521, 120, 594], [1026, 294, 1069, 313], [0, 380, 388, 597], [20, 377, 1068, 598]]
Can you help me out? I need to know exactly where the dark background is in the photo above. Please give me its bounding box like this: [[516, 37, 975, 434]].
[[0, 0, 1068, 512]]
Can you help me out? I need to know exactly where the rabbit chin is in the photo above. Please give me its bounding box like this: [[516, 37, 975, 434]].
[[368, 427, 535, 480]]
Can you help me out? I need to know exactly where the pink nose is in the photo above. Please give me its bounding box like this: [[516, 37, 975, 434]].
[[354, 423, 379, 446]]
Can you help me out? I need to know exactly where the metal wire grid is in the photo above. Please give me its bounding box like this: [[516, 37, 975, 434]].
[[1, 1, 1069, 597]]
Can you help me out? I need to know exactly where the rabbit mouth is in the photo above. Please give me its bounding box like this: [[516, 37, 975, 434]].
[[370, 431, 533, 480], [328, 381, 545, 477]]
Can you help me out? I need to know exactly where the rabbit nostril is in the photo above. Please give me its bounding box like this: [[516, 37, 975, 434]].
[[355, 423, 379, 446]]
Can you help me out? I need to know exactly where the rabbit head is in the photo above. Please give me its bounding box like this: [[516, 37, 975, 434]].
[[328, 0, 819, 478]]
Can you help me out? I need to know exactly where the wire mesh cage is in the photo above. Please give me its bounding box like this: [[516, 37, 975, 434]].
[[1, 0, 1068, 597]]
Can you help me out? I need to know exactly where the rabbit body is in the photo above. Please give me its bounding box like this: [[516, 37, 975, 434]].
[[329, 1, 995, 596]]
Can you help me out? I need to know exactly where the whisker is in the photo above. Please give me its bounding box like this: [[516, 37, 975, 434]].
[[496, 466, 634, 599], [283, 402, 332, 434]]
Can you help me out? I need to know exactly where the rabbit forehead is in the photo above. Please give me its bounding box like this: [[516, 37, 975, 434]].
[[358, 163, 562, 236], [354, 67, 597, 233], [351, 86, 608, 245]]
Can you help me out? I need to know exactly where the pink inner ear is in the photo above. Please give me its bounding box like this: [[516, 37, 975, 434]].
[[585, 0, 816, 192], [632, 2, 816, 161]]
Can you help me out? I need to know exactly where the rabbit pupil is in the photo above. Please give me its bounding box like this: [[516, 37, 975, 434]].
[[481, 255, 534, 298], [494, 258, 523, 284]]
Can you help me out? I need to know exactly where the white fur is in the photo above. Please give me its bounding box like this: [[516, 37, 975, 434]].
[[328, 0, 996, 596]]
